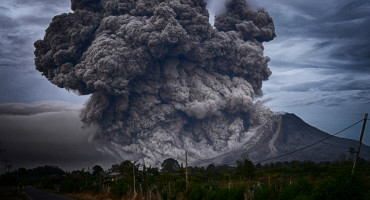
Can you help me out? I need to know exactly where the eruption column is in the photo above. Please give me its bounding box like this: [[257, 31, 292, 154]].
[[34, 0, 276, 166]]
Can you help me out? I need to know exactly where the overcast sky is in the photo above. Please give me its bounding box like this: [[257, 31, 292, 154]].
[[0, 0, 369, 170], [0, 102, 117, 171]]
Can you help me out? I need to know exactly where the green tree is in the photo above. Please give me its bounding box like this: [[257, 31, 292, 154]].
[[118, 160, 137, 175], [236, 158, 254, 178], [161, 158, 180, 173], [92, 165, 104, 176]]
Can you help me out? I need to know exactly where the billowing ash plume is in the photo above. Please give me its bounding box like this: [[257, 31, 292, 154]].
[[34, 0, 276, 166]]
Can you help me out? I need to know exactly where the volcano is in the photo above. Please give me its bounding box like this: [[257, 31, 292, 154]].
[[192, 113, 370, 165]]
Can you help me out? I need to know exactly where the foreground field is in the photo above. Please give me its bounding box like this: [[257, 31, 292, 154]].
[[1, 159, 369, 200]]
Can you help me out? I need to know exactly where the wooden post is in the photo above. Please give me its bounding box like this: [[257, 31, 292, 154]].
[[268, 174, 271, 187], [133, 163, 136, 194], [86, 166, 89, 187], [352, 113, 368, 177], [185, 151, 189, 191]]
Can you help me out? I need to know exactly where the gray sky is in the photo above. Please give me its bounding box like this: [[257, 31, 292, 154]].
[[0, 102, 117, 171], [0, 0, 369, 170], [255, 0, 370, 144]]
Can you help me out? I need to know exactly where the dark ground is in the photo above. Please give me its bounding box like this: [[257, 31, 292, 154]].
[[24, 186, 76, 200]]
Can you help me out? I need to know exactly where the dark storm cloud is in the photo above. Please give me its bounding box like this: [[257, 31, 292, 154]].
[[0, 102, 116, 170]]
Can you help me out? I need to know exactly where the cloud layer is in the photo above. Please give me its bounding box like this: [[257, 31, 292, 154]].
[[0, 0, 87, 104], [0, 102, 116, 170]]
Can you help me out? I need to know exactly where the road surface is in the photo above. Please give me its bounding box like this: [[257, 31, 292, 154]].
[[24, 186, 76, 200]]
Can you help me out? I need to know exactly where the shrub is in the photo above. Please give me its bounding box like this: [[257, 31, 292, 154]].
[[277, 179, 313, 200], [189, 185, 205, 200], [253, 186, 272, 200], [312, 172, 365, 200]]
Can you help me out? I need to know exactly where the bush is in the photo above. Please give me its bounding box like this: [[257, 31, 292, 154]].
[[59, 179, 80, 193], [312, 172, 365, 200], [110, 182, 130, 198], [228, 186, 246, 200], [277, 179, 312, 200], [188, 185, 246, 200], [214, 187, 246, 200], [253, 186, 272, 200], [204, 190, 217, 200], [189, 185, 205, 200]]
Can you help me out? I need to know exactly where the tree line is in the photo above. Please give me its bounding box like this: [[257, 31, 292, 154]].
[[1, 157, 369, 200]]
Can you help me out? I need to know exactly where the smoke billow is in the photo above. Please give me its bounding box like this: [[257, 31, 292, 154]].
[[34, 0, 276, 165]]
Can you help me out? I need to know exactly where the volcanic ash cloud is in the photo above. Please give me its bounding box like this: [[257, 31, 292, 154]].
[[34, 0, 276, 166]]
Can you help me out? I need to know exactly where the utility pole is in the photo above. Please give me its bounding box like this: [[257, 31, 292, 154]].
[[185, 151, 189, 191], [352, 113, 368, 177], [133, 163, 136, 194]]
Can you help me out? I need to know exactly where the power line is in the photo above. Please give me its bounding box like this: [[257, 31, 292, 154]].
[[185, 142, 254, 165], [175, 154, 185, 160], [253, 118, 364, 164]]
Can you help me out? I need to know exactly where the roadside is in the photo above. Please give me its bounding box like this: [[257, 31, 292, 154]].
[[63, 192, 115, 200], [24, 186, 76, 200], [0, 186, 28, 200]]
